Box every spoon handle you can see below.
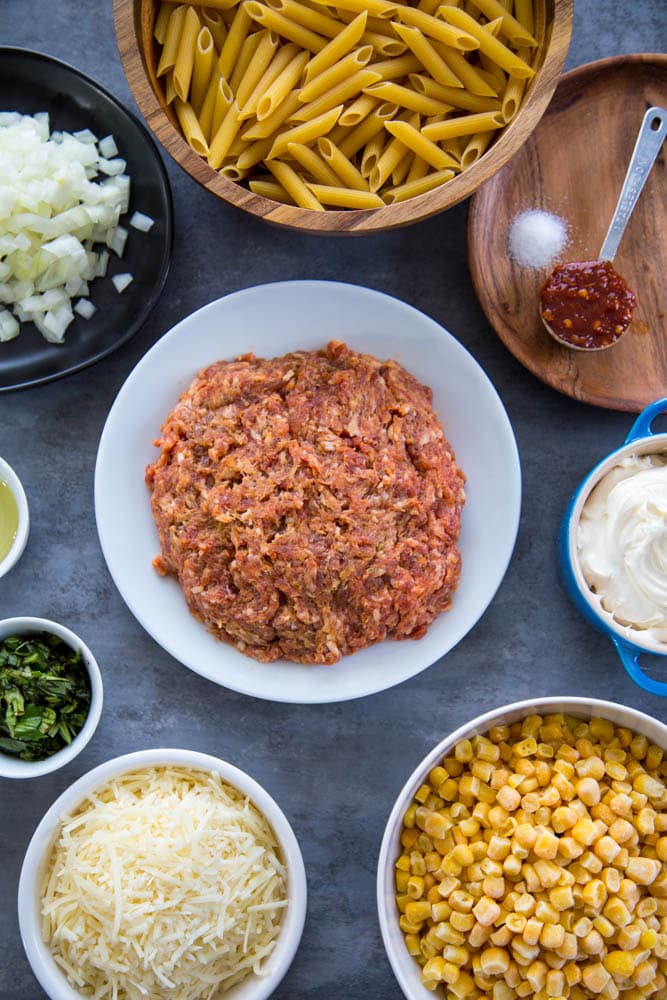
[598,106,667,262]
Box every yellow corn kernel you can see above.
[526,960,548,991]
[416,832,435,854]
[496,785,522,811]
[506,912,527,934]
[632,960,656,988]
[512,938,540,964]
[626,857,661,885]
[399,914,423,934]
[401,827,419,850]
[443,944,470,967]
[582,962,613,994]
[455,739,473,763]
[435,921,466,946]
[404,931,421,957]
[514,737,538,758]
[437,874,460,898]
[420,936,439,960]
[533,830,559,859]
[396,869,410,892]
[557,931,578,961]
[405,900,431,924]
[424,811,451,840]
[564,961,582,986]
[594,836,621,864]
[540,923,565,950]
[422,955,447,984]
[644,744,663,769]
[546,969,566,997]
[609,792,633,817]
[581,929,605,954]
[535,760,553,785]
[429,765,448,789]
[440,778,459,801]
[473,895,502,927]
[572,817,598,846]
[407,875,425,899]
[636,897,658,919]
[431,900,452,922]
[582,879,608,910]
[460,817,481,839]
[616,925,642,951]
[634,772,665,799]
[503,853,522,878]
[592,915,615,938]
[589,717,615,740]
[445,757,465,777]
[636,808,656,836]
[603,897,632,928]
[453,910,477,933]
[472,758,495,783]
[550,885,575,911]
[576,756,606,780]
[522,916,543,946]
[600,867,621,895]
[603,951,637,978]
[475,738,501,763]
[491,925,513,948]
[410,850,427,876]
[533,859,561,889]
[574,916,593,937]
[608,817,635,843]
[450,889,475,913]
[415,783,431,804]
[479,946,511,975]
[449,970,476,998]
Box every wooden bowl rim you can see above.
[114,0,574,234]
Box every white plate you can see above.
[95,281,521,703]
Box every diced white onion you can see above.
[112,272,133,293]
[0,113,146,343]
[74,298,97,319]
[129,211,155,232]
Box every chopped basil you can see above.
[0,632,91,762]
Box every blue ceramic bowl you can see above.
[560,398,667,697]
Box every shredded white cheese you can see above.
[41,766,288,1000]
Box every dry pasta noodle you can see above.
[151,0,540,209]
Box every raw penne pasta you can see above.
[430,42,494,95]
[467,0,537,46]
[384,119,459,170]
[266,160,325,208]
[311,0,397,19]
[302,12,367,83]
[339,101,397,156]
[422,109,504,139]
[173,6,203,99]
[154,1,176,44]
[245,2,328,51]
[236,137,275,168]
[239,43,303,117]
[211,75,235,134]
[361,31,407,57]
[299,46,373,103]
[360,129,386,176]
[408,73,501,112]
[157,4,188,76]
[208,98,243,167]
[304,183,384,208]
[287,142,342,184]
[200,7,228,49]
[338,93,378,126]
[316,137,368,189]
[368,130,409,191]
[266,104,344,158]
[394,6,479,51]
[501,47,530,120]
[174,97,210,154]
[191,27,216,113]
[460,128,494,168]
[218,3,252,79]
[391,23,462,87]
[406,151,430,182]
[235,29,280,106]
[383,166,455,201]
[229,31,263,91]
[267,0,342,37]
[153,0,539,209]
[369,53,422,81]
[255,49,310,117]
[242,91,302,138]
[365,81,452,117]
[291,68,380,121]
[249,177,295,202]
[438,6,535,77]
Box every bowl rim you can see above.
[0,617,103,778]
[0,456,30,580]
[376,696,667,1000]
[113,0,574,234]
[18,748,308,1000]
[563,433,667,655]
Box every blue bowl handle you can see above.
[612,636,667,696]
[625,398,667,444]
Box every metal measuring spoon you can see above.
[540,106,667,351]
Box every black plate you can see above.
[0,48,173,391]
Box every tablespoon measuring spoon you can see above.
[540,106,667,350]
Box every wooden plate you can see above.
[468,54,667,411]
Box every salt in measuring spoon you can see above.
[540,106,667,351]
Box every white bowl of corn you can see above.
[377,697,667,1000]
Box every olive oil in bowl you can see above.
[0,479,19,562]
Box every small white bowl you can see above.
[0,618,103,779]
[0,456,29,579]
[377,696,667,1000]
[18,748,308,1000]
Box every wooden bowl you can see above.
[114,0,573,234]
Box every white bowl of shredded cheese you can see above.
[18,749,307,1000]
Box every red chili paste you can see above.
[539,259,637,350]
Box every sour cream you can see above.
[578,453,667,638]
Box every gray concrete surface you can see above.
[1,2,666,998]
